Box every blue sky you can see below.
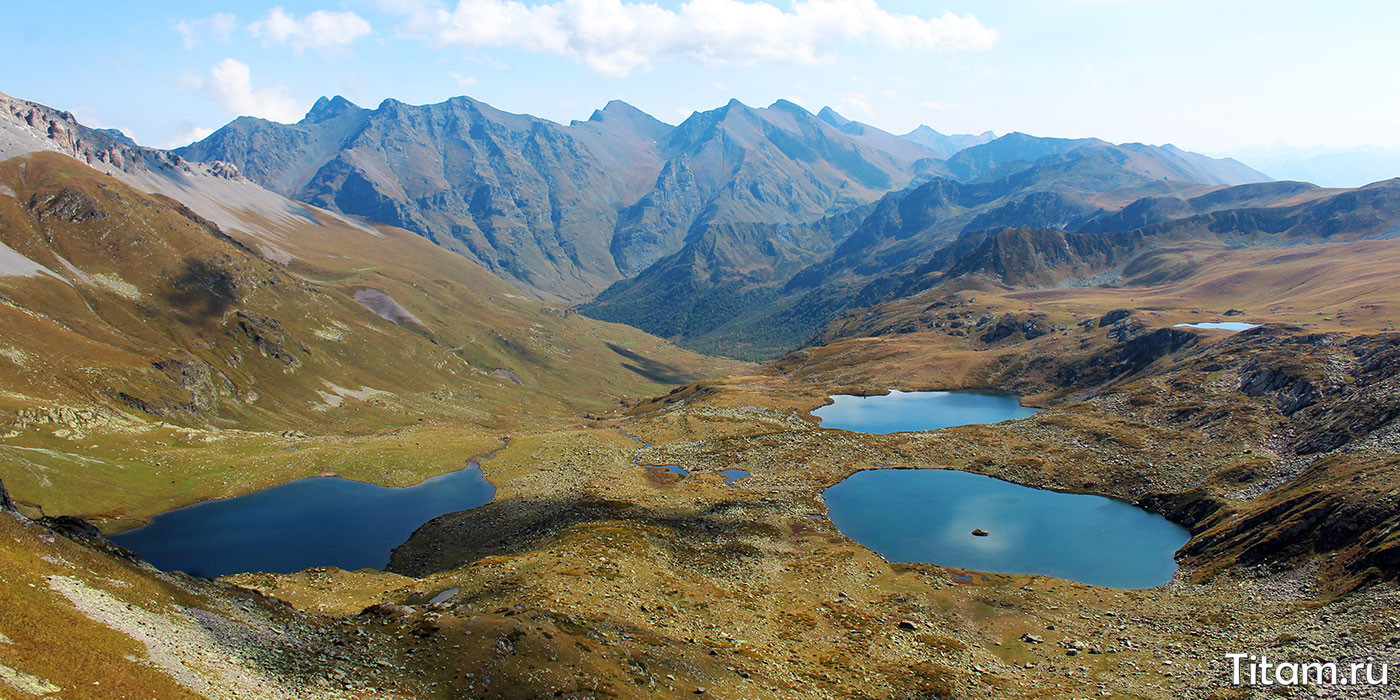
[4,1,1397,153]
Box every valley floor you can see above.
[7,305,1400,700]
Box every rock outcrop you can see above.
[1239,361,1321,416]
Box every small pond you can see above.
[822,469,1189,589]
[111,466,494,577]
[812,390,1039,434]
[1173,322,1260,332]
[718,468,750,483]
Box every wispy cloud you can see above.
[840,91,875,117]
[183,58,306,123]
[174,12,238,50]
[386,0,997,76]
[249,7,372,51]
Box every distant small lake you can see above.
[823,469,1189,589]
[812,390,1039,434]
[111,467,494,577]
[1173,322,1260,332]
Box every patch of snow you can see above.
[317,380,389,408]
[353,288,425,328]
[50,252,91,283]
[0,240,65,282]
[257,242,293,265]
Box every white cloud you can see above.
[388,0,997,76]
[920,100,952,111]
[449,71,477,88]
[186,58,307,123]
[840,91,874,117]
[161,125,216,149]
[250,7,372,50]
[174,12,238,50]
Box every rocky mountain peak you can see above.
[816,106,851,127]
[591,99,645,119]
[768,99,808,115]
[303,95,363,124]
[583,100,671,138]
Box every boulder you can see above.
[1098,309,1133,327]
[39,515,105,541]
[359,602,415,619]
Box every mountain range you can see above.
[0,89,738,439]
[12,88,1346,363]
[176,96,950,300]
[1229,144,1400,188]
[580,131,1351,358]
[174,94,1267,304]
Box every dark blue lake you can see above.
[111,467,494,577]
[823,469,1189,589]
[812,390,1040,434]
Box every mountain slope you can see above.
[607,100,940,276]
[178,96,669,300]
[178,97,943,300]
[0,93,743,521]
[584,155,1395,360]
[580,141,1230,356]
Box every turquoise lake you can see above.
[823,469,1190,589]
[110,466,494,577]
[1173,322,1260,331]
[812,390,1040,434]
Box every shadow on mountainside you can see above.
[388,493,784,578]
[605,342,706,385]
